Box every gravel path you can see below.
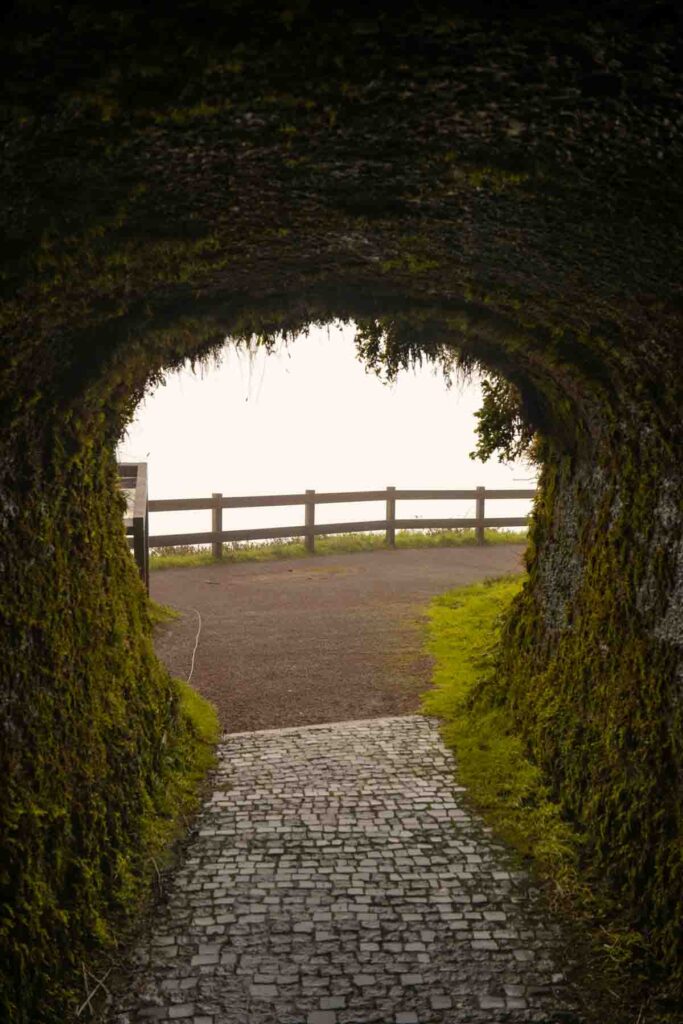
[111,717,586,1024]
[150,546,525,732]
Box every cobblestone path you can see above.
[112,717,586,1024]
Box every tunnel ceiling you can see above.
[1,2,681,434]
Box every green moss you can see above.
[137,678,219,869]
[380,255,441,274]
[0,436,219,1023]
[451,165,532,192]
[486,451,683,999]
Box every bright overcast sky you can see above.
[119,322,536,537]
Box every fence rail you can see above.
[143,486,536,557]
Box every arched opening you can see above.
[5,282,680,1018]
[2,5,681,1020]
[117,322,536,733]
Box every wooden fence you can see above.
[144,486,536,558]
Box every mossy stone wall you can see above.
[493,435,683,980]
[0,423,191,1021]
[1,4,682,1017]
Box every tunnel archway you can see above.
[1,4,681,1019]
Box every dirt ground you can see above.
[150,545,525,733]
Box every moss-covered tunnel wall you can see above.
[1,4,682,1019]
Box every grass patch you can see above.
[421,575,583,884]
[150,528,526,570]
[154,678,220,836]
[419,576,679,1020]
[143,601,218,862]
[148,599,180,625]
[114,677,220,901]
[85,677,219,1020]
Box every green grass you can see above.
[143,680,219,859]
[144,598,217,861]
[420,576,667,1014]
[148,599,180,624]
[421,575,583,887]
[115,676,218,880]
[165,679,220,801]
[149,528,526,570]
[85,634,219,1018]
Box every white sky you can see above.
[119,322,536,540]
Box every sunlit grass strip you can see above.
[149,527,527,570]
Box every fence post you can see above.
[132,515,148,594]
[212,492,223,559]
[144,502,150,592]
[386,486,396,547]
[305,489,316,554]
[475,486,486,545]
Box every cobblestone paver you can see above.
[112,717,586,1024]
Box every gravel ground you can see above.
[150,546,525,733]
